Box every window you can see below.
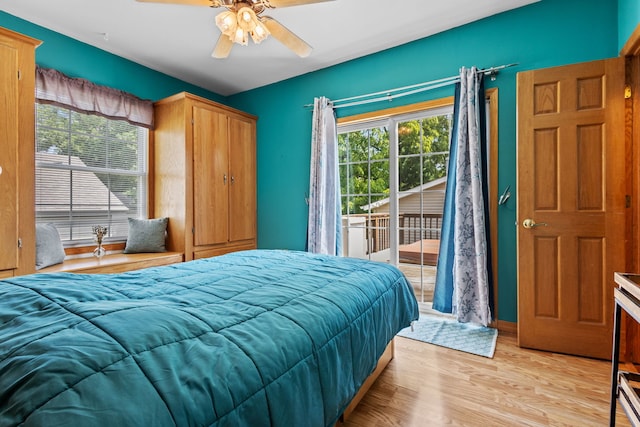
[35,103,148,245]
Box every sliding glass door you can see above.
[338,105,453,306]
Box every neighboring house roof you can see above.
[35,152,128,212]
[360,176,447,212]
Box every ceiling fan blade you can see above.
[135,0,217,7]
[261,17,312,57]
[212,34,234,59]
[265,0,335,7]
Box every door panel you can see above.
[517,58,626,359]
[0,42,18,270]
[193,105,229,246]
[228,116,256,242]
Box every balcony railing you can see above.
[342,213,443,255]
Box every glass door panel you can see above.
[340,126,391,263]
[397,115,451,304]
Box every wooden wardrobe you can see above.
[0,27,40,278]
[153,92,257,261]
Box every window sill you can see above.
[38,252,183,274]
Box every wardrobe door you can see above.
[228,115,256,243]
[0,40,19,271]
[193,104,229,247]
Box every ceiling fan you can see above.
[136,0,335,59]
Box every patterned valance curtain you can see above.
[433,66,493,326]
[35,66,154,129]
[307,96,342,256]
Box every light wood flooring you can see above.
[342,333,631,426]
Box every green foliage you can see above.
[339,114,452,214]
[398,115,451,191]
[339,126,390,214]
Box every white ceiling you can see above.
[0,0,538,96]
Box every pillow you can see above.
[35,223,66,270]
[123,217,169,254]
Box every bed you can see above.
[0,249,419,427]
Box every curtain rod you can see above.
[304,63,517,110]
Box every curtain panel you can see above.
[432,83,462,315]
[307,96,342,256]
[35,66,154,129]
[433,67,492,326]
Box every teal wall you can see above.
[619,0,640,51]
[0,0,622,323]
[0,12,225,103]
[228,0,619,323]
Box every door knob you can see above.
[522,218,548,229]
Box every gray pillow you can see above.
[123,217,168,254]
[35,223,66,270]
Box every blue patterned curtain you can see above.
[433,67,492,326]
[307,97,342,256]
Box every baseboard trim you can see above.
[497,320,517,336]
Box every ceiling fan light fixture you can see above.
[215,10,237,36]
[250,20,270,43]
[237,7,257,32]
[233,26,249,45]
[203,0,321,58]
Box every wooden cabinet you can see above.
[0,27,40,276]
[153,92,257,261]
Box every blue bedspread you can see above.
[0,250,419,427]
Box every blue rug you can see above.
[397,315,498,358]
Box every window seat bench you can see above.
[39,252,184,274]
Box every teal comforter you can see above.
[0,250,419,427]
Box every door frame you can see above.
[621,24,640,362]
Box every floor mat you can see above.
[397,315,498,358]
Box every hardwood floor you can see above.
[343,333,631,426]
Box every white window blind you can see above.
[35,103,148,245]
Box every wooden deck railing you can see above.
[343,213,443,254]
[367,214,391,255]
[399,213,442,244]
